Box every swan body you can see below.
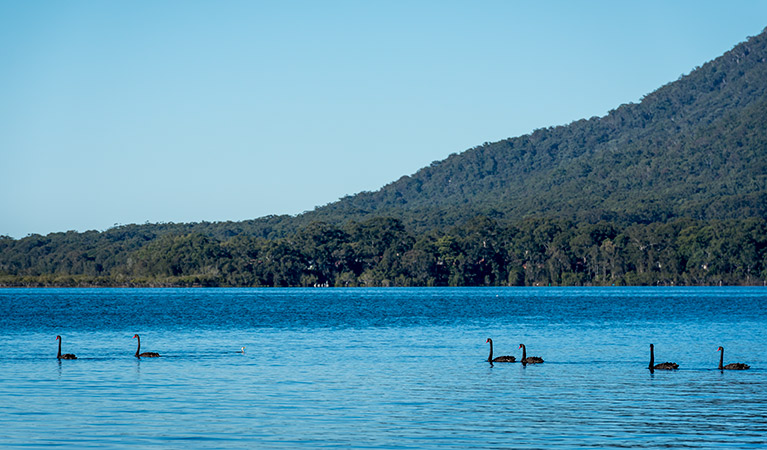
[518,344,543,364]
[486,338,516,362]
[649,344,678,371]
[56,335,77,360]
[133,334,160,358]
[717,346,749,370]
[652,362,679,370]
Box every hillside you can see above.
[305,28,767,229]
[2,28,767,287]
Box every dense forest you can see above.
[2,29,767,287]
[2,216,766,287]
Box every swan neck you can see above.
[719,348,724,370]
[649,345,654,369]
[135,336,141,357]
[57,338,62,358]
[487,340,493,362]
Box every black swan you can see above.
[55,335,77,360]
[133,334,160,358]
[649,344,678,372]
[518,344,544,364]
[717,346,750,370]
[486,338,516,362]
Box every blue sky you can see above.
[2,1,766,238]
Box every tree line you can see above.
[2,216,765,287]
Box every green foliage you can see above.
[2,216,766,287]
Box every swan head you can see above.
[485,338,491,343]
[717,346,724,352]
[133,334,139,339]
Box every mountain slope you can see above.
[305,28,767,230]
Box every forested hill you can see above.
[306,28,767,230]
[2,29,767,287]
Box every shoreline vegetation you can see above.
[2,216,766,288]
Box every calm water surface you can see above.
[1,287,765,449]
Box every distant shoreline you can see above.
[2,281,765,288]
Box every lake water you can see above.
[1,287,765,449]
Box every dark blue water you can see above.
[1,287,765,448]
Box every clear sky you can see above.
[2,1,766,238]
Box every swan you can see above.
[133,334,160,358]
[649,344,678,372]
[518,344,544,364]
[717,346,749,370]
[56,335,77,360]
[486,338,516,362]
